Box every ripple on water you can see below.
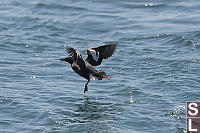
[34,2,88,11]
[44,97,123,132]
[0,96,12,105]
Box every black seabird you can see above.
[60,44,117,93]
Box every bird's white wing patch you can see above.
[90,49,99,62]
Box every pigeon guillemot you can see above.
[60,44,117,93]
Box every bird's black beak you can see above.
[60,57,73,64]
[60,58,66,61]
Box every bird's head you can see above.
[76,51,82,59]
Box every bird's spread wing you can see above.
[66,47,77,59]
[66,47,83,60]
[85,44,117,66]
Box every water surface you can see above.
[1,0,200,132]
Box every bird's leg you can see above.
[103,75,111,79]
[84,79,90,94]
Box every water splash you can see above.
[129,96,135,104]
[144,3,154,7]
[30,75,36,79]
[164,105,185,119]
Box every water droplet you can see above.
[145,3,153,7]
[146,61,151,64]
[30,75,36,79]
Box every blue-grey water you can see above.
[1,0,200,132]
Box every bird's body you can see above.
[60,44,117,93]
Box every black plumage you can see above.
[60,44,117,93]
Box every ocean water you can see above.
[1,0,200,132]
